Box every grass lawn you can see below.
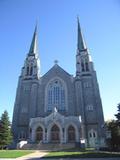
[44,149,120,159]
[0,150,34,158]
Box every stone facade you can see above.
[12,20,105,148]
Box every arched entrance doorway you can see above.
[36,126,43,142]
[68,125,75,142]
[51,124,60,142]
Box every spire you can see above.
[77,17,87,52]
[76,18,94,76]
[28,24,38,56]
[21,23,41,79]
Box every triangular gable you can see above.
[42,64,71,78]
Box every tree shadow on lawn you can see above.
[41,151,120,159]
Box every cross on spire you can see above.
[54,60,59,64]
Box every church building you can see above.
[12,19,105,148]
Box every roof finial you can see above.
[35,18,38,32]
[54,60,58,65]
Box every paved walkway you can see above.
[1,158,120,160]
[16,150,47,160]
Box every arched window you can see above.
[27,66,29,75]
[89,132,92,138]
[36,127,43,141]
[86,105,94,111]
[68,125,75,142]
[88,130,97,138]
[85,62,89,71]
[51,124,60,142]
[30,67,33,75]
[81,62,85,72]
[46,79,66,111]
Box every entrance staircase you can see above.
[22,143,75,151]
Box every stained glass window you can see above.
[47,79,66,111]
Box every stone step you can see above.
[22,143,75,151]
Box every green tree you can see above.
[0,110,12,149]
[115,103,120,126]
[105,103,120,150]
[106,120,120,149]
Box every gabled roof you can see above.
[42,64,72,78]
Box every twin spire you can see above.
[28,18,87,57]
[24,18,92,79]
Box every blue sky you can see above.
[0,0,120,121]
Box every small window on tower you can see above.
[30,67,33,75]
[21,107,28,113]
[85,62,89,71]
[27,66,29,75]
[84,82,91,88]
[93,132,96,137]
[89,133,92,138]
[81,62,85,71]
[86,105,94,111]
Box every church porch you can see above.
[29,111,82,144]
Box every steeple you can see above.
[21,24,41,79]
[77,17,87,53]
[76,18,94,76]
[28,24,38,56]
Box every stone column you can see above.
[80,123,86,148]
[47,127,50,143]
[61,128,65,143]
[31,128,35,142]
[44,128,47,143]
[64,128,67,143]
